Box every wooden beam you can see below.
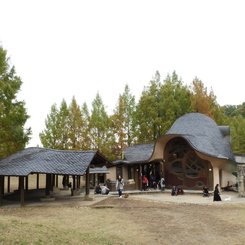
[19,176,25,207]
[85,168,90,196]
[56,175,58,188]
[25,176,29,191]
[77,175,80,188]
[36,173,39,189]
[1,176,4,196]
[0,176,4,207]
[73,175,75,191]
[84,167,94,201]
[140,164,143,191]
[45,174,51,196]
[50,174,54,191]
[7,176,10,193]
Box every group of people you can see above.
[142,175,166,191]
[213,182,238,201]
[95,175,224,202]
[171,186,184,196]
[94,175,125,198]
[95,183,110,195]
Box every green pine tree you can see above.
[0,45,31,158]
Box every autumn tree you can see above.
[89,93,115,159]
[80,102,92,150]
[67,96,85,150]
[0,45,31,158]
[189,78,218,119]
[111,85,136,159]
[56,99,69,149]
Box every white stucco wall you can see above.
[220,169,237,187]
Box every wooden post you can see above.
[84,168,93,201]
[56,175,58,188]
[50,174,55,191]
[72,175,75,191]
[1,176,4,196]
[7,176,10,193]
[36,173,39,189]
[76,175,79,188]
[45,174,51,197]
[140,164,143,191]
[0,176,4,207]
[85,168,89,196]
[25,176,29,191]
[19,176,25,207]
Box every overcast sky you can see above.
[0,1,244,147]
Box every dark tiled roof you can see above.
[115,113,235,164]
[121,143,154,163]
[164,113,235,161]
[90,166,110,174]
[0,147,110,176]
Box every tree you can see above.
[135,71,192,143]
[57,99,69,149]
[230,115,245,153]
[222,104,239,117]
[39,103,61,149]
[189,78,218,119]
[121,85,136,146]
[89,93,114,158]
[67,96,85,150]
[40,98,92,151]
[0,45,31,158]
[111,85,136,159]
[159,71,192,133]
[80,102,92,150]
[230,102,245,118]
[135,71,162,142]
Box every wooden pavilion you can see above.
[0,147,112,207]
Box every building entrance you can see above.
[164,137,209,190]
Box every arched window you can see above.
[167,138,206,180]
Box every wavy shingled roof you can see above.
[164,113,235,161]
[0,147,111,176]
[118,113,235,164]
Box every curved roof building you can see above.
[115,113,236,191]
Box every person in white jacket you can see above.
[116,175,124,198]
[160,177,166,191]
[101,184,110,195]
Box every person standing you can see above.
[160,177,166,191]
[116,175,124,198]
[213,184,222,201]
[142,175,149,191]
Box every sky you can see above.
[0,1,244,147]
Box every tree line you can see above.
[40,70,245,160]
[1,43,245,161]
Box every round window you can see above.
[196,181,203,187]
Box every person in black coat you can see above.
[213,184,222,201]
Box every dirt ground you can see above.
[1,190,245,244]
[90,194,245,245]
